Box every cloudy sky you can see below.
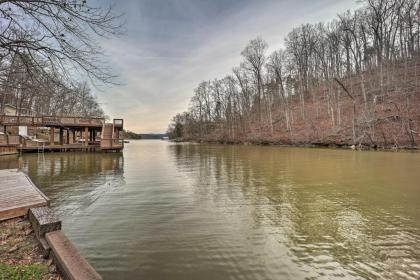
[97,0,360,133]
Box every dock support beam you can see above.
[59,128,64,145]
[50,127,55,145]
[69,130,73,144]
[84,127,89,147]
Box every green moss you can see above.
[0,263,49,280]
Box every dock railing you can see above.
[0,134,24,146]
[0,115,105,127]
[0,134,7,145]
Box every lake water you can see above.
[1,140,420,279]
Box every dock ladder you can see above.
[38,142,45,153]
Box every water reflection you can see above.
[1,142,419,279]
[0,154,19,170]
[170,144,420,279]
[19,152,124,217]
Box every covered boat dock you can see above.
[0,115,124,155]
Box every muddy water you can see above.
[1,141,420,279]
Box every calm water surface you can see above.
[1,140,420,279]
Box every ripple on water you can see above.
[2,141,419,280]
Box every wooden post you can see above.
[59,128,64,145]
[66,130,69,145]
[50,127,55,145]
[84,127,89,146]
[73,130,76,144]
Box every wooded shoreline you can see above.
[168,1,420,150]
[177,138,419,152]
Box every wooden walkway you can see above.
[17,143,101,152]
[0,169,49,221]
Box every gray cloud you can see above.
[96,0,360,133]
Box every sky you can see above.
[97,0,360,133]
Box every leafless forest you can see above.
[0,0,122,117]
[169,0,420,149]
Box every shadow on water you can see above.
[9,152,125,217]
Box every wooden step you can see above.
[46,231,102,280]
[29,206,61,259]
[29,207,61,239]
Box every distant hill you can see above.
[124,130,167,140]
[139,134,167,140]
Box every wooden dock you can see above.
[0,115,124,154]
[0,169,49,221]
[17,143,101,153]
[0,168,102,279]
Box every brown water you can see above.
[1,140,420,279]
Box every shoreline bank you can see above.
[174,138,419,152]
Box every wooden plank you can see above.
[29,207,61,239]
[16,143,101,152]
[0,169,49,221]
[0,114,106,128]
[46,231,102,280]
[0,202,47,221]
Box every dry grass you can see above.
[0,217,61,280]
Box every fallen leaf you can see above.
[8,245,19,253]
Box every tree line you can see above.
[169,0,420,148]
[0,0,122,117]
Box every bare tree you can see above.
[241,37,268,124]
[171,0,420,148]
[0,0,123,85]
